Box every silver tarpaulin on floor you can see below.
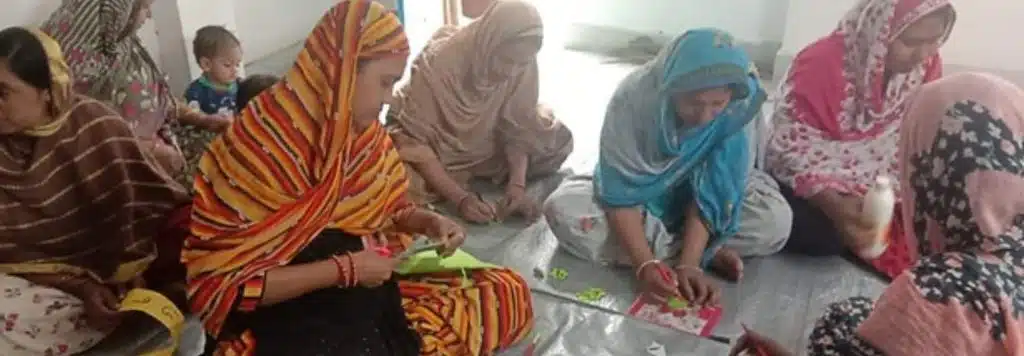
[446,174,886,356]
[467,218,885,356]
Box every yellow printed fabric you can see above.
[182,0,414,337]
[184,2,534,354]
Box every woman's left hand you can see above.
[424,214,466,257]
[496,183,540,221]
[66,279,123,331]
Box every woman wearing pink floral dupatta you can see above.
[766,0,955,279]
[734,72,1024,356]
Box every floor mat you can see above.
[458,216,885,356]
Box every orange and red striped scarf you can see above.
[182,0,411,336]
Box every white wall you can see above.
[564,0,1024,85]
[568,0,789,46]
[775,0,1024,83]
[235,0,398,62]
[558,0,789,75]
[233,0,339,62]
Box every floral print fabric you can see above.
[0,274,105,356]
[41,0,215,189]
[766,0,953,197]
[808,73,1024,355]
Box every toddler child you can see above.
[177,25,244,192]
[185,25,242,116]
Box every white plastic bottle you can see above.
[857,176,896,259]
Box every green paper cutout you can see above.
[667,297,689,310]
[459,268,473,287]
[395,248,498,275]
[575,287,606,303]
[550,268,568,281]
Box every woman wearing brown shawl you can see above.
[41,0,230,189]
[0,27,189,355]
[387,0,574,224]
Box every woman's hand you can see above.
[637,262,680,300]
[424,214,466,257]
[350,251,400,287]
[674,265,720,306]
[201,113,233,133]
[141,139,185,175]
[66,279,122,331]
[823,194,872,250]
[496,183,540,221]
[821,193,877,250]
[456,193,497,224]
[729,327,794,356]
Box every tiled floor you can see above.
[244,47,885,355]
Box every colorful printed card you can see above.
[626,293,723,337]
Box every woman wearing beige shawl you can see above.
[387,0,573,224]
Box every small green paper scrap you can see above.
[550,268,568,281]
[575,287,606,303]
[667,297,689,310]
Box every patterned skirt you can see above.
[807,297,882,355]
[208,230,534,356]
[171,123,219,192]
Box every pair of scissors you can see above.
[396,236,446,260]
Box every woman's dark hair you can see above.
[0,27,51,91]
[236,74,279,109]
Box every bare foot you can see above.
[711,247,744,282]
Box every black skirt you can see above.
[206,229,421,356]
[777,179,846,257]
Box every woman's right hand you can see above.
[66,278,122,331]
[350,250,400,287]
[818,192,877,250]
[202,114,233,133]
[637,262,680,300]
[456,194,496,224]
[140,139,185,175]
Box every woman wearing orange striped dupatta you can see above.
[182,1,534,355]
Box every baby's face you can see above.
[204,46,243,85]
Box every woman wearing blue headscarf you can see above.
[544,29,792,304]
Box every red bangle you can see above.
[329,255,347,286]
[346,252,357,287]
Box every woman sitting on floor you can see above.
[543,29,792,305]
[0,27,189,355]
[734,72,1024,356]
[387,0,573,224]
[183,2,533,355]
[42,0,230,189]
[765,0,956,279]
